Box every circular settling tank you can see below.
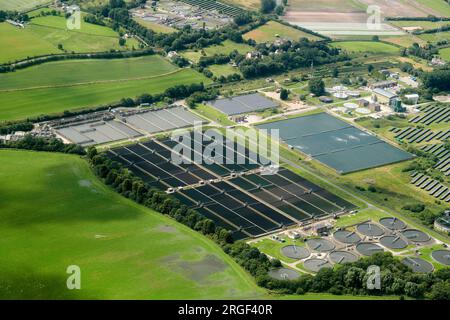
[303,259,333,272]
[333,230,361,244]
[306,238,335,252]
[400,229,430,243]
[344,102,358,109]
[268,268,301,280]
[356,242,384,256]
[402,257,434,273]
[281,245,310,260]
[357,222,385,237]
[329,251,358,264]
[431,250,450,266]
[379,217,406,230]
[379,235,408,249]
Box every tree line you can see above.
[0,48,155,73]
[0,135,85,155]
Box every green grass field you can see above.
[390,20,450,31]
[191,104,235,126]
[0,55,177,90]
[415,0,450,17]
[0,0,49,11]
[0,150,265,299]
[208,64,241,77]
[439,47,450,61]
[243,21,321,43]
[0,16,138,63]
[0,56,211,121]
[181,40,253,63]
[134,18,177,34]
[331,41,400,54]
[418,30,450,43]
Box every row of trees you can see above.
[0,122,33,135]
[0,135,85,155]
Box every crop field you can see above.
[0,150,264,299]
[243,21,322,43]
[0,55,210,121]
[0,16,137,64]
[281,0,449,37]
[0,0,49,11]
[331,41,400,54]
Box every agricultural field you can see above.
[0,150,264,299]
[381,35,427,48]
[0,15,138,64]
[331,41,400,54]
[390,20,450,31]
[0,55,211,121]
[418,30,450,43]
[208,63,241,77]
[243,21,322,43]
[134,18,177,34]
[0,0,49,11]
[439,47,450,61]
[281,0,449,38]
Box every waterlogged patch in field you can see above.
[0,150,264,299]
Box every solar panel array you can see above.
[421,144,450,176]
[258,113,414,174]
[105,133,356,240]
[409,105,450,125]
[410,172,450,202]
[208,93,279,116]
